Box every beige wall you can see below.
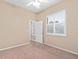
[37,0,78,53]
[0,0,36,49]
[0,0,77,54]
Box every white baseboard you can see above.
[0,42,78,55]
[44,43,78,55]
[0,42,30,51]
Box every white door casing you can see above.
[29,20,43,43]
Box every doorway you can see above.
[29,20,44,43]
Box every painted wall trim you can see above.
[0,42,77,55]
[44,43,78,55]
[0,42,30,51]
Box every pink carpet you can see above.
[0,43,78,59]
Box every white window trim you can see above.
[46,10,67,36]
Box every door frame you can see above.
[29,20,44,43]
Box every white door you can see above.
[36,21,43,43]
[29,20,43,43]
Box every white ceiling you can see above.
[5,0,62,13]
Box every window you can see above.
[47,10,67,36]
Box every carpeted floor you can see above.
[0,42,78,59]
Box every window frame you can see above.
[46,10,67,36]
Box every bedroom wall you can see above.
[37,0,78,53]
[0,0,78,54]
[0,0,36,49]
